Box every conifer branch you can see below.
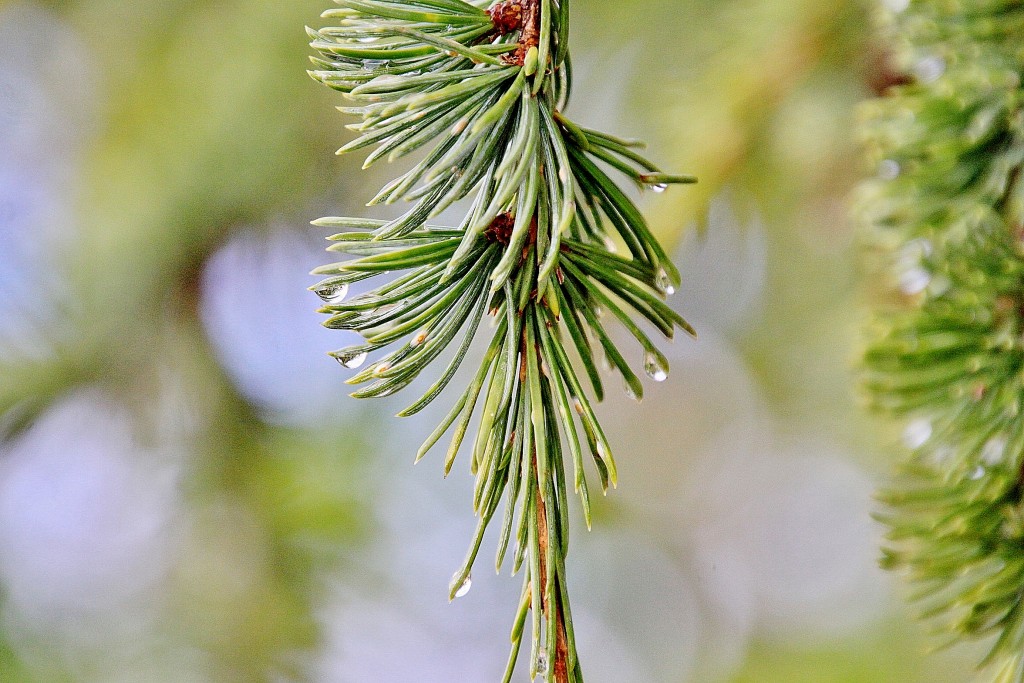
[306,1,696,679]
[858,1,1024,679]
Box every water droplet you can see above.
[452,573,472,598]
[593,305,605,319]
[902,419,932,449]
[644,353,668,382]
[655,268,676,295]
[315,282,349,305]
[357,36,377,43]
[915,55,945,84]
[623,380,640,402]
[883,0,909,13]
[536,649,549,676]
[899,238,933,262]
[878,159,901,181]
[967,108,999,143]
[898,267,931,295]
[982,437,1007,465]
[603,236,618,253]
[335,350,368,369]
[969,465,986,480]
[362,59,389,71]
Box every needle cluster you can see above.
[307,2,695,680]
[858,2,1024,680]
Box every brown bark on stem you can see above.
[491,0,541,66]
[535,465,570,683]
[515,0,541,66]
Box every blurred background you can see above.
[0,0,984,681]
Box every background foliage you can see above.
[0,0,989,680]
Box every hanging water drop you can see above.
[967,107,999,143]
[623,379,640,402]
[316,282,349,305]
[897,238,933,265]
[644,353,668,382]
[914,55,945,84]
[656,268,676,295]
[898,267,931,295]
[969,465,986,481]
[335,350,368,369]
[878,159,901,181]
[452,572,472,599]
[982,436,1007,465]
[902,418,932,449]
[651,183,668,193]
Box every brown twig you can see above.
[535,456,570,683]
[502,0,566,669]
[515,0,541,66]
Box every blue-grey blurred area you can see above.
[0,0,979,681]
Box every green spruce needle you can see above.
[308,1,696,679]
[858,1,1024,680]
